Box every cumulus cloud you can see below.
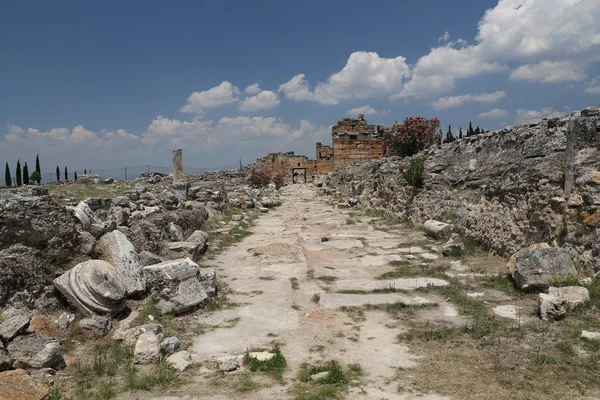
[239,90,280,112]
[515,107,566,124]
[346,105,378,116]
[584,75,600,94]
[431,91,506,110]
[510,61,587,83]
[245,83,261,95]
[477,108,509,119]
[180,81,240,113]
[439,31,451,43]
[279,52,410,105]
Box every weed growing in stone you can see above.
[312,294,321,304]
[244,346,287,382]
[291,360,363,400]
[289,277,299,289]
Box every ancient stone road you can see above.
[151,184,455,400]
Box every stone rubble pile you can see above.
[0,161,284,387]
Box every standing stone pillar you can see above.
[172,149,188,201]
[564,119,577,196]
[173,149,184,182]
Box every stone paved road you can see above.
[149,184,454,400]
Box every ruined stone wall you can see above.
[254,152,316,180]
[324,107,600,268]
[316,142,334,174]
[332,136,385,170]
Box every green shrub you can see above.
[401,157,425,188]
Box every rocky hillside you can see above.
[324,107,600,267]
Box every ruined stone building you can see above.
[254,114,385,182]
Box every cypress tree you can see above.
[74,171,78,181]
[4,163,11,186]
[16,160,22,186]
[84,169,87,174]
[56,166,60,182]
[35,154,41,174]
[475,126,481,135]
[459,127,463,139]
[64,166,68,181]
[445,125,455,143]
[23,163,29,185]
[468,121,474,137]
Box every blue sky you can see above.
[1,0,599,174]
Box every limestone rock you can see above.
[0,343,12,371]
[7,335,63,369]
[509,247,577,291]
[311,371,330,381]
[548,286,589,309]
[134,331,160,364]
[164,242,203,262]
[0,313,30,342]
[423,220,455,239]
[98,230,146,297]
[442,233,464,257]
[166,350,192,372]
[199,268,217,297]
[160,336,181,355]
[0,369,49,400]
[77,174,100,184]
[113,323,162,345]
[143,258,210,315]
[248,351,275,361]
[139,250,163,267]
[538,293,569,321]
[56,313,75,331]
[581,331,600,340]
[186,230,209,251]
[53,260,127,317]
[216,355,243,372]
[79,315,111,336]
[70,201,100,231]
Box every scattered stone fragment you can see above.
[166,350,192,372]
[538,293,569,321]
[0,369,49,400]
[442,233,464,257]
[98,230,146,297]
[53,260,127,317]
[7,335,63,369]
[581,331,600,340]
[113,323,163,344]
[56,313,75,331]
[164,242,204,262]
[507,245,577,291]
[0,313,30,342]
[492,305,523,321]
[143,258,212,315]
[311,371,330,381]
[247,351,275,361]
[216,355,243,372]
[160,336,181,355]
[548,286,589,309]
[134,331,161,364]
[139,250,163,267]
[79,315,112,336]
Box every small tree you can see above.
[64,166,68,181]
[35,154,41,174]
[382,116,441,157]
[445,125,455,143]
[459,127,463,139]
[249,170,271,188]
[468,121,474,137]
[4,163,11,186]
[16,160,22,186]
[56,166,60,182]
[23,163,29,185]
[30,170,41,185]
[84,169,87,174]
[475,126,481,135]
[272,173,286,189]
[74,171,78,181]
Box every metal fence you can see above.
[10,164,240,184]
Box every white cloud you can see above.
[239,90,280,112]
[431,91,506,110]
[346,105,378,116]
[510,61,587,83]
[439,31,450,43]
[245,83,261,95]
[515,107,564,124]
[478,108,509,119]
[584,75,600,94]
[279,51,410,105]
[397,0,600,99]
[180,81,240,113]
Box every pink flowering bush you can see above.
[272,173,286,189]
[383,117,441,158]
[249,170,271,188]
